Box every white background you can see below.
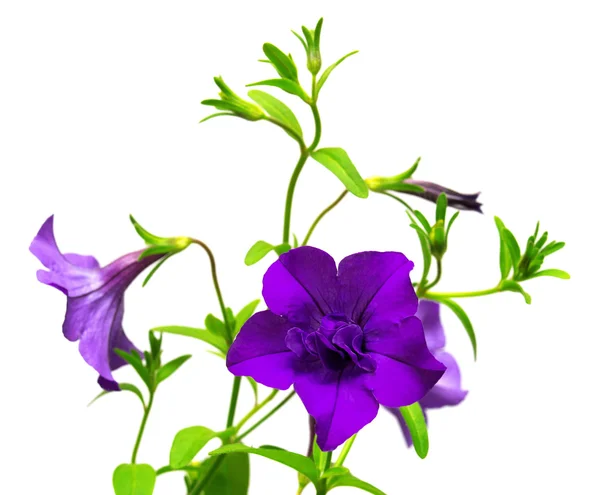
[1,1,598,494]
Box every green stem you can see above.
[425,286,501,299]
[283,152,310,244]
[324,451,333,471]
[419,258,442,296]
[234,389,279,432]
[302,190,348,246]
[131,392,154,464]
[188,456,225,495]
[334,434,357,467]
[226,376,242,428]
[377,191,416,214]
[236,391,296,441]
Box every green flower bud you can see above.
[429,219,447,260]
[201,76,265,121]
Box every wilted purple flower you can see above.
[389,300,468,446]
[403,179,482,212]
[227,247,446,451]
[30,216,162,390]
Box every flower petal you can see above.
[262,247,338,327]
[294,363,379,451]
[365,353,445,408]
[64,253,100,269]
[227,310,296,389]
[416,300,445,352]
[420,351,468,409]
[337,251,417,329]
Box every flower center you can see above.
[285,313,377,372]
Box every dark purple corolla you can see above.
[30,216,161,390]
[403,179,482,212]
[389,300,468,446]
[227,247,446,451]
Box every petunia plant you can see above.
[30,18,569,495]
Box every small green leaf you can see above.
[540,241,565,256]
[499,280,532,304]
[390,182,426,194]
[311,148,369,198]
[199,112,235,123]
[494,217,512,280]
[205,314,226,338]
[234,300,261,334]
[293,234,299,248]
[428,297,477,359]
[130,215,164,245]
[247,79,309,102]
[248,90,303,138]
[169,426,220,469]
[263,43,298,81]
[119,383,146,407]
[327,474,386,495]
[209,444,320,485]
[274,242,292,255]
[316,50,359,94]
[312,437,325,473]
[446,211,460,238]
[113,464,156,495]
[399,402,429,459]
[501,228,521,274]
[413,210,432,233]
[322,466,350,478]
[245,240,275,266]
[436,193,447,223]
[139,245,174,260]
[157,355,191,384]
[151,326,228,354]
[529,268,570,280]
[114,350,151,389]
[142,254,172,287]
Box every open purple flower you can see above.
[30,216,162,390]
[389,300,468,446]
[227,247,446,451]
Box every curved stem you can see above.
[377,191,416,214]
[425,286,501,299]
[334,434,357,467]
[236,391,296,441]
[234,389,279,433]
[419,258,442,296]
[302,190,348,246]
[283,152,310,244]
[131,392,154,464]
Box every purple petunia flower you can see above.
[227,247,446,451]
[389,300,468,446]
[30,216,162,391]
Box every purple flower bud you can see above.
[403,179,482,212]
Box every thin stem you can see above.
[302,190,348,246]
[191,239,232,343]
[226,376,242,428]
[236,391,296,441]
[234,389,279,432]
[377,191,416,215]
[419,258,442,296]
[188,456,225,495]
[283,152,310,244]
[131,392,154,464]
[334,434,357,467]
[425,286,501,299]
[324,451,333,471]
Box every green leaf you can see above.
[311,148,369,199]
[119,383,146,408]
[247,79,309,102]
[389,182,425,194]
[429,297,477,359]
[274,242,292,255]
[209,444,320,485]
[263,43,298,81]
[142,254,172,287]
[529,268,570,280]
[316,50,359,94]
[540,241,565,256]
[414,226,432,287]
[139,245,174,260]
[169,426,220,469]
[413,210,432,233]
[151,326,228,354]
[199,453,250,495]
[248,90,303,138]
[446,211,460,238]
[245,240,275,266]
[499,280,532,304]
[157,355,191,384]
[436,193,447,223]
[114,350,151,389]
[501,228,521,274]
[205,314,226,338]
[399,402,429,459]
[312,437,325,473]
[494,217,512,280]
[234,300,261,334]
[130,215,164,245]
[200,112,235,123]
[322,466,350,478]
[113,464,156,495]
[327,474,386,495]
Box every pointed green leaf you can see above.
[169,426,220,469]
[413,210,431,233]
[399,402,429,459]
[200,112,235,123]
[248,90,303,138]
[263,43,298,81]
[209,444,320,485]
[292,30,308,51]
[436,193,447,223]
[390,182,426,194]
[312,437,325,473]
[311,148,369,198]
[322,466,350,478]
[499,280,532,304]
[247,79,309,102]
[205,313,226,338]
[142,254,172,287]
[327,474,386,495]
[414,226,432,287]
[529,268,570,280]
[157,355,191,385]
[113,464,156,495]
[540,241,565,256]
[316,50,359,94]
[234,300,261,334]
[494,217,512,280]
[139,245,173,260]
[446,211,460,238]
[151,326,228,354]
[501,228,521,273]
[245,240,275,266]
[428,297,477,359]
[130,215,164,245]
[114,350,151,388]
